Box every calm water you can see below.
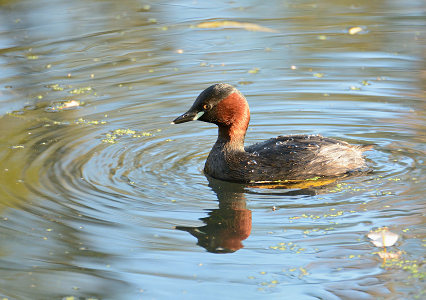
[0,0,425,299]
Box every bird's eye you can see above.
[203,104,211,110]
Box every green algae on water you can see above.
[102,129,153,144]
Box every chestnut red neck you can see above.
[215,92,250,149]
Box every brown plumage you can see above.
[173,83,372,183]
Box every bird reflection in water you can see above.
[176,175,337,253]
[176,176,251,253]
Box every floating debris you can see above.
[62,100,80,109]
[348,26,365,35]
[45,100,81,112]
[196,21,277,33]
[377,250,402,260]
[10,145,25,149]
[138,4,151,11]
[368,227,399,247]
[238,81,253,85]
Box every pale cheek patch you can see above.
[193,111,205,120]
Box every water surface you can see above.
[0,0,425,299]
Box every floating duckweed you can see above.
[328,182,369,193]
[299,267,309,277]
[74,118,106,125]
[248,67,260,74]
[289,208,349,222]
[48,84,65,91]
[140,132,153,136]
[101,129,152,144]
[384,259,425,279]
[69,86,92,94]
[269,241,306,253]
[387,177,401,181]
[114,129,136,135]
[102,136,116,144]
[313,73,324,78]
[26,55,39,60]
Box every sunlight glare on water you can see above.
[0,0,425,299]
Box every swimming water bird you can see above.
[172,83,371,183]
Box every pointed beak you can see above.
[171,110,204,124]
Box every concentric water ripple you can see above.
[2,98,422,222]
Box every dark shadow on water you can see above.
[176,175,334,253]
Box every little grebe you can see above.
[172,83,371,183]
